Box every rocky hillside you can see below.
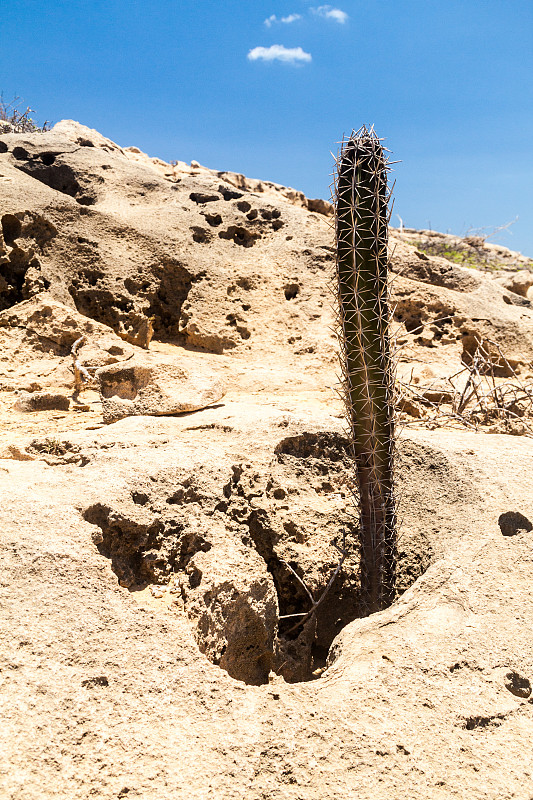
[1,121,533,799]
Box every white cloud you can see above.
[312,5,348,23]
[264,13,302,27]
[247,44,312,64]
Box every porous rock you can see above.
[96,358,225,423]
[14,391,69,412]
[178,515,279,686]
[0,295,136,391]
[1,120,533,800]
[496,270,533,299]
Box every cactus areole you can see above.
[334,127,397,615]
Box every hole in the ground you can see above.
[498,511,533,537]
[1,214,22,246]
[189,192,220,204]
[218,185,243,201]
[284,283,300,300]
[229,433,359,680]
[83,502,211,589]
[218,226,260,247]
[87,439,449,686]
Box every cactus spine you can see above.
[334,126,397,615]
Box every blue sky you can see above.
[2,0,533,255]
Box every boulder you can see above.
[0,295,137,391]
[13,391,70,412]
[496,270,533,299]
[96,358,225,423]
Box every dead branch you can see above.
[398,336,533,437]
[279,530,349,636]
[71,336,92,398]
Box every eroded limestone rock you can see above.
[96,359,225,423]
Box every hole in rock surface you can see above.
[202,213,222,227]
[189,192,220,204]
[284,283,300,300]
[40,152,57,165]
[0,213,42,311]
[85,438,445,685]
[190,226,211,244]
[1,213,22,246]
[504,670,531,698]
[12,146,29,160]
[498,511,533,537]
[218,185,243,201]
[68,256,193,342]
[461,334,516,377]
[218,226,260,247]
[13,156,98,205]
[83,501,212,590]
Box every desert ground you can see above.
[1,121,533,799]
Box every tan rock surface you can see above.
[96,358,225,423]
[13,390,70,412]
[1,121,533,799]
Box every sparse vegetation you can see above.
[33,437,64,456]
[413,240,497,270]
[398,233,533,273]
[0,94,50,133]
[400,337,533,436]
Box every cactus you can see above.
[333,126,397,615]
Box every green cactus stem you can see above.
[334,126,397,615]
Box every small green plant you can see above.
[0,94,50,133]
[36,437,64,456]
[333,126,397,615]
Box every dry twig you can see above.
[399,337,533,436]
[278,529,349,636]
[71,336,92,399]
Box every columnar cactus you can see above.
[334,126,397,615]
